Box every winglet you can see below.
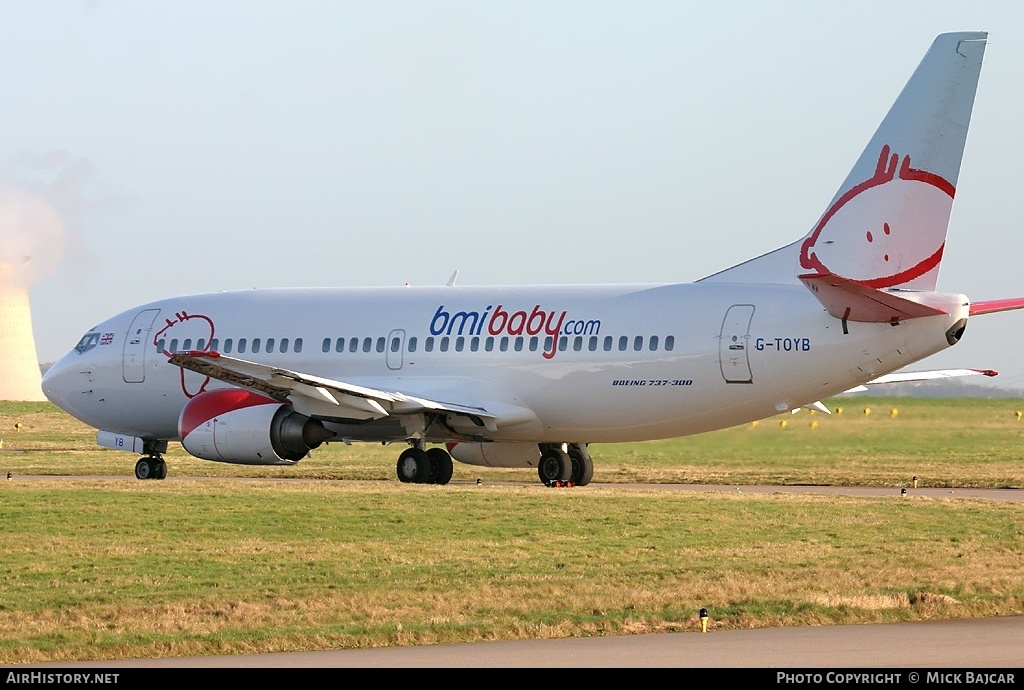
[799,272,947,323]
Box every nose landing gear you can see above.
[134,440,168,480]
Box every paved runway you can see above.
[22,616,1024,668]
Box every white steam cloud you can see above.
[0,150,97,286]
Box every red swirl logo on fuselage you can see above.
[153,311,215,398]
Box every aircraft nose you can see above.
[41,354,79,413]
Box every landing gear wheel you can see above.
[568,447,593,486]
[538,447,572,485]
[426,447,454,485]
[397,448,431,483]
[135,457,155,480]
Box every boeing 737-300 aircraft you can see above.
[41,32,1024,485]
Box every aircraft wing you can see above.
[796,368,997,413]
[166,351,534,435]
[843,367,997,393]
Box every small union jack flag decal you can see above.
[99,333,114,345]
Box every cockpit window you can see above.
[74,332,101,354]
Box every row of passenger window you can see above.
[320,334,677,354]
[156,337,304,355]
[157,333,676,357]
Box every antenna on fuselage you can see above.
[446,270,458,287]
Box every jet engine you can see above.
[179,388,333,465]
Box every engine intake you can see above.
[179,388,333,465]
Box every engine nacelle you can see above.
[179,389,333,465]
[447,441,540,468]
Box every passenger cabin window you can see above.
[182,339,192,351]
[209,338,218,351]
[169,338,179,352]
[266,338,275,353]
[618,336,628,351]
[362,337,372,353]
[408,337,417,352]
[252,338,261,353]
[238,338,247,354]
[440,337,449,352]
[336,338,345,353]
[280,338,289,353]
[376,337,385,353]
[322,338,331,353]
[223,338,233,354]
[649,335,659,351]
[155,339,165,353]
[425,337,434,352]
[294,338,303,353]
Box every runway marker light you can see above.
[779,420,787,428]
[699,608,708,633]
[1015,410,1022,421]
[836,407,843,415]
[913,476,918,489]
[14,422,21,432]
[809,420,818,429]
[901,488,907,497]
[863,407,871,416]
[890,408,898,418]
[476,478,482,485]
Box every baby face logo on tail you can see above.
[799,145,955,289]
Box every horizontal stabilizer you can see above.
[799,272,947,323]
[969,297,1024,316]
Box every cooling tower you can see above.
[0,264,45,401]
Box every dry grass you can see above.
[1,400,1023,663]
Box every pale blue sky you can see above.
[3,1,1024,388]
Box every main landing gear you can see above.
[134,440,168,480]
[538,443,593,487]
[396,443,454,485]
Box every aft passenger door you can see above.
[719,304,754,384]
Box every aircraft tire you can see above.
[154,458,167,480]
[538,447,572,485]
[397,448,431,483]
[568,447,593,486]
[426,447,454,485]
[135,457,154,480]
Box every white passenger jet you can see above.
[41,31,1024,484]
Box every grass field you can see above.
[1,398,1022,663]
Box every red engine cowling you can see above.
[446,441,540,468]
[179,389,333,465]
